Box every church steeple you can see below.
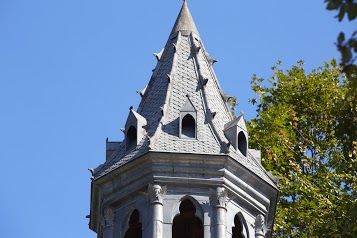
[89,3,278,238]
[170,0,199,37]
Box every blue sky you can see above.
[0,1,354,237]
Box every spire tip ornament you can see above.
[171,0,198,37]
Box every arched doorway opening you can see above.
[124,209,142,238]
[172,199,203,238]
[232,214,244,238]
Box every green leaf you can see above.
[338,32,345,44]
[331,58,337,67]
[347,3,357,21]
[341,46,353,63]
[326,0,342,10]
[352,40,357,52]
[338,4,346,21]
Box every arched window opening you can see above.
[126,126,137,150]
[181,114,196,139]
[232,215,244,238]
[173,199,203,238]
[238,132,247,156]
[124,210,142,238]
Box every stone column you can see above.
[147,184,166,238]
[254,214,266,238]
[211,187,229,238]
[101,207,114,238]
[204,223,211,238]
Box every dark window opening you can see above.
[181,114,196,139]
[124,210,142,238]
[238,132,247,156]
[232,215,244,238]
[126,126,137,150]
[173,199,203,238]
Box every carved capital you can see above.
[147,184,167,204]
[254,214,266,238]
[210,187,229,208]
[100,206,114,229]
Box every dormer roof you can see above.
[125,109,147,127]
[181,96,196,112]
[224,115,248,132]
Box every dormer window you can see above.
[124,108,147,152]
[180,96,197,139]
[224,116,248,156]
[181,114,196,138]
[126,125,137,150]
[238,131,247,156]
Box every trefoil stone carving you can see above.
[254,214,266,238]
[210,187,229,208]
[147,184,167,204]
[100,206,114,229]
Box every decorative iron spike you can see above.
[206,52,218,65]
[147,135,154,150]
[226,142,231,154]
[136,90,144,97]
[220,91,232,102]
[209,58,218,65]
[203,78,209,86]
[221,142,231,154]
[211,111,217,119]
[153,48,164,61]
[88,168,95,181]
[167,74,172,83]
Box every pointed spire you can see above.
[170,0,199,37]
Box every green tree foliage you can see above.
[324,0,357,91]
[247,60,357,237]
[228,97,238,115]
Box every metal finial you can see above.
[88,168,95,181]
[130,106,134,110]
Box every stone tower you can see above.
[89,2,279,238]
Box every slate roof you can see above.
[94,1,278,189]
